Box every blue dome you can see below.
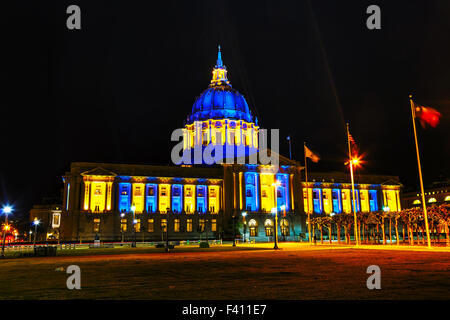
[186,46,255,125]
[188,85,253,124]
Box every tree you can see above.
[323,217,333,244]
[331,214,343,244]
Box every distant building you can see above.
[402,184,450,209]
[38,47,403,242]
[29,198,62,242]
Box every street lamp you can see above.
[131,205,136,247]
[33,218,40,249]
[232,214,236,247]
[1,205,13,258]
[280,205,286,241]
[345,156,361,246]
[120,213,125,243]
[242,212,247,243]
[271,181,281,250]
[271,207,279,249]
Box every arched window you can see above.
[445,195,450,202]
[280,219,290,236]
[249,219,258,237]
[413,199,421,205]
[264,219,273,237]
[428,198,437,203]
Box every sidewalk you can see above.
[235,241,450,253]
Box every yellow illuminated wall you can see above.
[322,188,332,214]
[184,119,258,149]
[360,189,370,212]
[184,185,195,213]
[384,190,399,211]
[208,186,220,213]
[132,183,145,213]
[260,173,275,212]
[342,189,351,213]
[303,187,313,213]
[159,184,171,213]
[90,182,106,213]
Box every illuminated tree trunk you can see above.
[409,225,414,245]
[337,224,341,244]
[320,225,323,244]
[402,225,406,243]
[381,217,386,245]
[395,219,399,246]
[420,227,425,245]
[389,218,392,244]
[445,222,449,246]
[312,224,315,244]
[376,224,380,244]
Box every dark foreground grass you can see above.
[0,248,449,300]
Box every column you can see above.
[106,181,113,211]
[83,181,91,211]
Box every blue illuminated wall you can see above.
[172,184,183,213]
[146,184,157,213]
[245,172,258,211]
[369,190,378,211]
[276,174,289,211]
[118,183,131,212]
[196,185,207,213]
[332,189,342,213]
[313,188,322,213]
[352,189,361,212]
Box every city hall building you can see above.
[36,47,403,242]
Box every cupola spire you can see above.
[216,45,223,68]
[211,45,230,86]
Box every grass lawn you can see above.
[0,244,449,300]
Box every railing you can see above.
[2,239,225,252]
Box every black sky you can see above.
[2,0,450,220]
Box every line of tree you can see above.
[309,203,450,246]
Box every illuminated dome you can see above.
[187,46,255,125]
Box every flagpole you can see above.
[304,142,312,244]
[409,95,431,248]
[288,137,292,160]
[346,123,359,246]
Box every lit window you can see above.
[120,219,127,232]
[249,219,257,237]
[134,219,141,232]
[93,218,100,233]
[148,219,154,232]
[211,219,217,232]
[187,219,193,232]
[428,198,437,203]
[413,200,421,205]
[174,219,180,232]
[264,219,273,237]
[280,219,290,236]
[161,219,167,232]
[198,219,205,232]
[445,195,450,202]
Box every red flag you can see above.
[415,105,441,128]
[348,132,358,157]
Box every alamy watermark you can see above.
[170,127,280,169]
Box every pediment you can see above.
[81,167,117,177]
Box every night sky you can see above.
[2,0,449,221]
